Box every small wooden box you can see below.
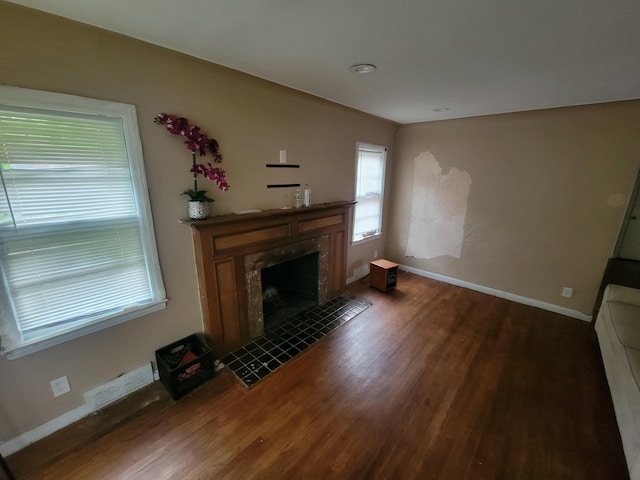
[370,259,399,292]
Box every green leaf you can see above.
[181,189,215,202]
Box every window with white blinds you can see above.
[0,86,166,359]
[353,143,386,243]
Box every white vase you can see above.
[187,201,210,220]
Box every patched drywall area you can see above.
[405,152,471,259]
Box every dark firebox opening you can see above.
[261,252,319,330]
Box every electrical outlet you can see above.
[51,376,71,397]
[562,287,574,298]
[373,250,378,259]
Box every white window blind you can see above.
[353,143,386,243]
[0,109,136,228]
[0,87,166,358]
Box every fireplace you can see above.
[183,201,354,354]
[261,251,319,329]
[245,235,330,339]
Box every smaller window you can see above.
[353,143,386,243]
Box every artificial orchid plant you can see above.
[154,113,229,202]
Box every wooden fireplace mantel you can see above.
[183,201,355,355]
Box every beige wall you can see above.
[3,0,639,447]
[0,2,397,441]
[387,102,640,315]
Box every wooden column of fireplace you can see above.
[183,201,355,355]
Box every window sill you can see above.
[2,299,167,360]
[352,232,383,246]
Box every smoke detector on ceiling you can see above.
[349,64,377,74]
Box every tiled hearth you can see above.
[222,295,371,386]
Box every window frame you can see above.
[352,142,387,244]
[0,86,166,359]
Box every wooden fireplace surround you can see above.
[183,201,355,355]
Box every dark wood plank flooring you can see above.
[6,272,628,479]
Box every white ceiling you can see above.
[7,0,640,124]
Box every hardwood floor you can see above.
[6,272,628,479]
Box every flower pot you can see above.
[187,201,210,220]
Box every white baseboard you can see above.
[0,363,156,457]
[399,264,592,322]
[0,404,92,457]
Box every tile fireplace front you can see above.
[244,235,330,340]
